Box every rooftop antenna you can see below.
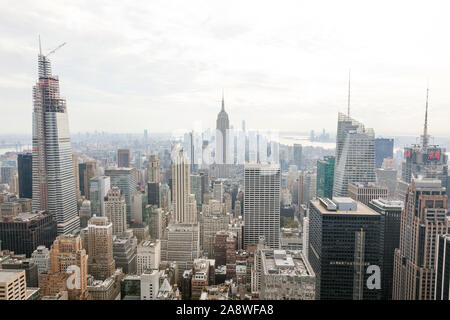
[347,69,351,117]
[221,89,225,112]
[422,83,430,148]
[39,35,42,56]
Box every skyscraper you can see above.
[117,149,130,168]
[243,163,281,249]
[216,93,230,165]
[190,174,203,211]
[104,187,127,236]
[316,156,335,199]
[89,176,111,217]
[401,89,448,188]
[293,144,303,170]
[72,154,81,201]
[87,216,115,281]
[0,211,57,257]
[32,46,80,235]
[368,198,403,300]
[105,168,137,222]
[172,149,195,223]
[78,161,97,199]
[147,154,160,183]
[45,235,88,300]
[436,234,450,300]
[392,178,448,300]
[375,138,394,168]
[308,197,382,300]
[17,153,32,199]
[333,113,376,197]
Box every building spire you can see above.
[39,35,42,56]
[347,69,351,117]
[221,89,225,112]
[422,86,430,148]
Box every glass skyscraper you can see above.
[333,113,376,197]
[31,49,80,235]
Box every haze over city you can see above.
[1,0,450,136]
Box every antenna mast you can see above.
[347,69,351,117]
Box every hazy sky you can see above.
[1,0,450,137]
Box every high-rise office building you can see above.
[173,149,196,223]
[400,91,448,188]
[243,163,281,249]
[316,156,335,199]
[0,211,57,257]
[118,149,130,168]
[1,166,15,184]
[78,161,97,199]
[8,172,19,195]
[17,153,32,199]
[31,50,79,235]
[147,154,160,183]
[89,176,110,217]
[200,213,229,258]
[87,216,115,281]
[375,168,398,199]
[212,180,223,202]
[43,235,88,300]
[333,113,376,197]
[301,171,317,205]
[160,223,200,284]
[79,200,91,228]
[104,187,127,236]
[375,138,394,168]
[293,144,303,170]
[393,179,448,300]
[190,174,203,211]
[113,230,137,275]
[348,182,388,206]
[436,234,450,300]
[316,156,335,198]
[72,154,81,201]
[368,198,403,300]
[308,197,382,300]
[147,182,160,208]
[105,168,137,223]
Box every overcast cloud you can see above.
[1,0,450,137]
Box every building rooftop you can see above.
[0,210,51,222]
[0,269,24,283]
[413,178,444,189]
[312,198,379,216]
[261,250,313,278]
[370,198,404,209]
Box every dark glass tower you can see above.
[375,138,394,168]
[309,197,382,300]
[18,153,32,199]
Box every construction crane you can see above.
[38,35,67,58]
[46,42,67,58]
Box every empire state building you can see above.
[216,93,229,166]
[32,43,80,235]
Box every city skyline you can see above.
[1,1,450,136]
[2,0,450,304]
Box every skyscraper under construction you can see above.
[32,41,80,235]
